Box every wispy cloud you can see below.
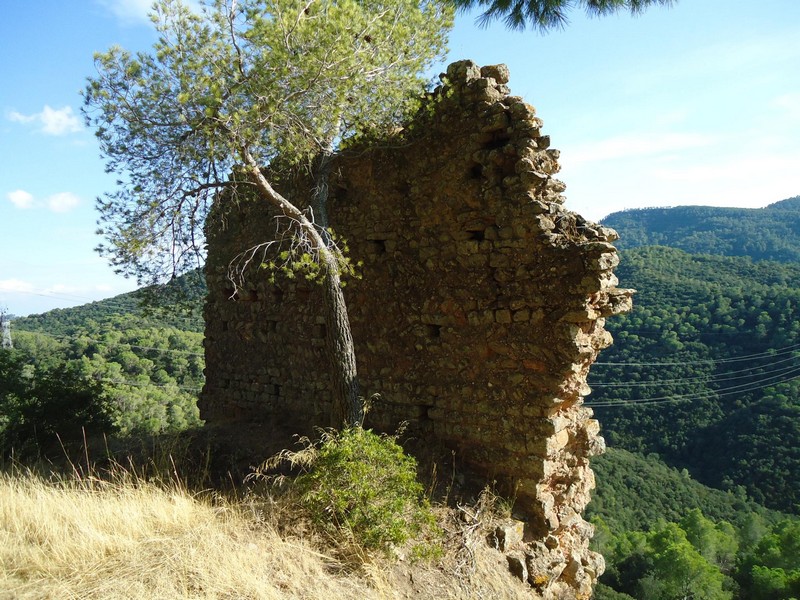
[6,189,34,209]
[0,279,35,294]
[47,192,81,213]
[565,132,716,167]
[0,279,124,299]
[96,0,202,24]
[624,33,800,94]
[651,152,800,185]
[772,93,800,121]
[8,105,82,136]
[4,189,81,213]
[96,0,153,24]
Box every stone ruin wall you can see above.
[201,60,633,599]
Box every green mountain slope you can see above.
[7,272,207,436]
[601,196,800,262]
[588,247,800,513]
[589,449,799,600]
[587,448,785,536]
[14,270,206,335]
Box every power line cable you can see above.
[586,367,800,408]
[593,341,800,366]
[590,353,800,387]
[97,377,203,393]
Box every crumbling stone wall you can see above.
[201,60,633,599]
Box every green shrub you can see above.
[293,427,438,555]
[0,350,116,458]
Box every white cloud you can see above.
[564,145,800,222]
[7,111,35,125]
[96,0,202,24]
[47,192,81,213]
[4,190,82,212]
[96,0,153,24]
[564,132,716,167]
[772,93,800,121]
[8,105,82,136]
[46,284,76,294]
[6,189,34,209]
[650,152,800,186]
[39,106,83,135]
[0,279,35,294]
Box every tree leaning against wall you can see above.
[83,0,452,428]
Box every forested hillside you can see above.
[588,247,800,513]
[589,450,799,600]
[586,203,800,598]
[4,273,206,445]
[15,270,205,334]
[602,196,800,262]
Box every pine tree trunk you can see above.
[312,148,362,427]
[320,248,362,428]
[242,148,363,429]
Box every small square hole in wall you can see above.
[469,229,485,242]
[426,324,442,338]
[486,133,511,151]
[368,239,387,254]
[395,181,412,196]
[332,186,350,205]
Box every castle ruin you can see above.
[201,60,633,598]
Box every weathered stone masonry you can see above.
[201,60,633,598]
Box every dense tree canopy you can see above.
[603,197,800,262]
[588,246,800,513]
[9,274,207,438]
[84,0,451,284]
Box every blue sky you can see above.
[1,0,799,316]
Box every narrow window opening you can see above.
[396,181,412,196]
[426,324,442,338]
[333,186,349,205]
[485,134,511,151]
[369,239,387,254]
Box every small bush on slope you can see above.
[262,427,440,558]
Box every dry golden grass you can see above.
[0,470,393,600]
[0,455,535,600]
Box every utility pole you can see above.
[0,307,12,349]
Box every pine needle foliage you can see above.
[455,0,674,32]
